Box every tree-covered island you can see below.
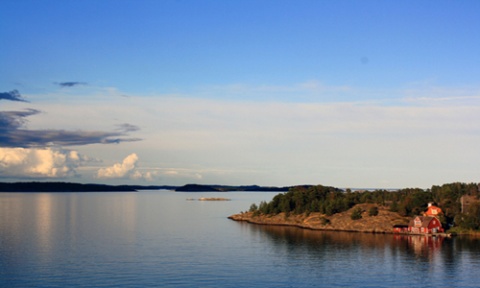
[229,182,480,235]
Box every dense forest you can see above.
[249,182,480,231]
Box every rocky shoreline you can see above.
[229,203,411,234]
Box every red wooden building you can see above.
[408,216,444,234]
[423,203,443,217]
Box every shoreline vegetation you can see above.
[229,182,480,236]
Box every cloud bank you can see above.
[0,89,142,180]
[0,147,85,178]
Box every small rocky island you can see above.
[187,197,231,201]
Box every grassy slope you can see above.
[229,203,410,233]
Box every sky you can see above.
[1,0,480,189]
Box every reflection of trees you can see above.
[393,235,444,258]
[239,223,480,286]
[249,223,392,251]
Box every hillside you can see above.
[229,203,410,233]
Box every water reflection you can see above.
[237,222,480,287]
[393,234,443,258]
[35,193,54,255]
[2,192,480,287]
[244,222,449,255]
[0,192,139,274]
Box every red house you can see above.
[408,216,444,234]
[423,203,443,217]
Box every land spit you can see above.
[229,203,411,233]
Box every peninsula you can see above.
[229,182,480,235]
[229,203,409,233]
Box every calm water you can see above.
[1,191,480,287]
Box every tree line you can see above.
[249,182,480,231]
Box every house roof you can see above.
[409,216,438,228]
[424,205,443,216]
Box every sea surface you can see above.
[1,190,480,287]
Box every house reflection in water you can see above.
[393,234,444,258]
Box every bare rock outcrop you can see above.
[229,204,410,233]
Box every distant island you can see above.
[229,182,480,235]
[189,197,231,201]
[175,184,290,192]
[0,182,177,192]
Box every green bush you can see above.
[351,207,363,220]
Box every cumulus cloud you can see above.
[0,147,86,178]
[97,153,138,179]
[96,153,158,181]
[0,89,143,180]
[0,90,28,102]
[55,81,87,88]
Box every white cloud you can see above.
[96,153,138,179]
[0,147,85,178]
[96,153,160,181]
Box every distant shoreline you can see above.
[0,182,289,193]
[0,182,175,192]
[174,184,290,192]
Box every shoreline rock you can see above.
[199,197,231,201]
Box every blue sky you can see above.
[1,1,480,188]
